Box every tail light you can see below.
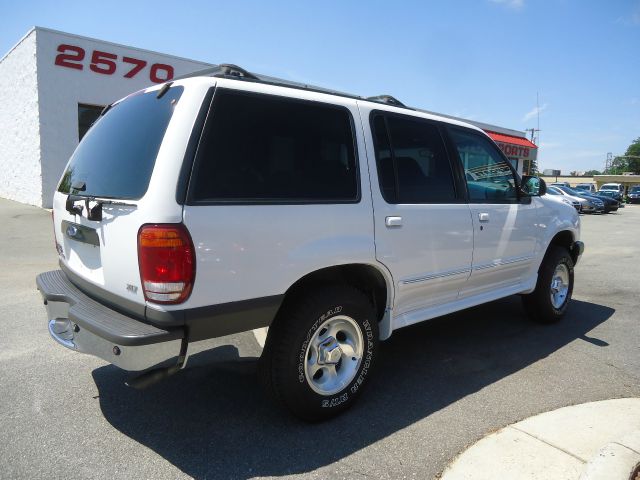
[137,224,195,304]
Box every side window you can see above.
[190,90,358,203]
[371,113,457,204]
[449,128,518,202]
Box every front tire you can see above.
[260,285,379,421]
[522,246,574,324]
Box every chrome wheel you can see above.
[304,315,364,395]
[550,263,570,309]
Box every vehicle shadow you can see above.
[92,297,613,479]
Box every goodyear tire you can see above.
[260,285,378,421]
[522,246,574,324]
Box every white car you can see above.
[544,189,581,211]
[36,65,584,420]
[547,185,598,213]
[599,182,625,197]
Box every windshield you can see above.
[630,187,640,193]
[57,86,184,200]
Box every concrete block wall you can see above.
[0,30,43,207]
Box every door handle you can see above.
[478,213,490,223]
[385,216,403,228]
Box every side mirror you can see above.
[521,176,546,197]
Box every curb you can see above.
[579,431,640,480]
[440,399,640,480]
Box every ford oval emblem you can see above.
[66,225,78,237]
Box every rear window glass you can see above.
[189,89,358,203]
[58,86,184,200]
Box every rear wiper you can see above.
[65,195,136,221]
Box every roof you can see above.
[486,131,537,148]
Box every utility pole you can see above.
[523,92,542,176]
[525,128,540,144]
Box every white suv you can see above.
[36,65,584,420]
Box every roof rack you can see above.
[366,95,407,108]
[173,63,259,81]
[174,63,411,110]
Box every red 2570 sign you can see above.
[54,44,174,83]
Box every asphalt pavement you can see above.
[0,198,638,480]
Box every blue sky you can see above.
[2,0,639,174]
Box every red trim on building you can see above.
[486,131,537,149]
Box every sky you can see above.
[1,0,639,174]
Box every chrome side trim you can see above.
[401,267,471,285]
[472,255,534,272]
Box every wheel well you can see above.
[281,264,388,323]
[549,230,578,263]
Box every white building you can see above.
[0,27,212,208]
[1,27,536,208]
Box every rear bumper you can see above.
[37,270,184,371]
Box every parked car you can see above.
[574,183,596,194]
[550,181,571,188]
[552,185,606,213]
[545,187,581,211]
[599,183,625,197]
[595,189,624,204]
[547,185,594,213]
[592,191,622,211]
[628,186,640,204]
[35,64,584,420]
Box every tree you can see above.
[583,170,601,176]
[625,137,640,173]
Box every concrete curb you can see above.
[440,398,640,480]
[579,431,640,480]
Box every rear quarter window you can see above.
[188,89,359,204]
[58,86,184,200]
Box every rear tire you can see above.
[522,246,574,324]
[260,285,379,421]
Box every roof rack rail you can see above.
[173,63,259,81]
[174,64,413,111]
[366,95,407,108]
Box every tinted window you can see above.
[58,87,183,200]
[371,114,456,203]
[449,128,518,202]
[190,90,358,202]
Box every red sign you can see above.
[495,142,531,159]
[54,44,174,83]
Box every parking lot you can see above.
[1,198,639,480]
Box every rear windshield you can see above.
[57,86,184,200]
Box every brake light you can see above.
[137,224,195,304]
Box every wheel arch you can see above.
[548,230,580,265]
[275,263,394,340]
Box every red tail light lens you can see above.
[137,224,195,304]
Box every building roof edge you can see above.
[32,26,215,67]
[0,26,37,65]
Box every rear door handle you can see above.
[385,216,403,228]
[478,213,490,223]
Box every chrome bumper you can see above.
[37,270,185,372]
